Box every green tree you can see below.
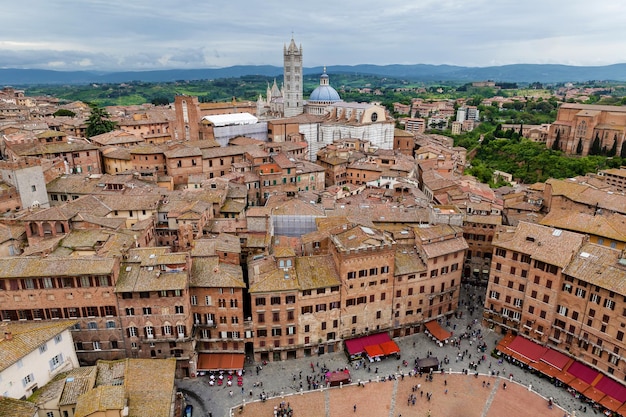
[576,139,583,155]
[589,133,601,156]
[609,138,617,157]
[52,109,76,117]
[85,104,117,138]
[552,130,561,151]
[621,141,626,158]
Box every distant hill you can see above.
[3,63,626,85]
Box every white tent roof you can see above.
[202,113,258,127]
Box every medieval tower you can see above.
[283,37,304,117]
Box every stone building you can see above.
[116,248,195,378]
[547,103,626,156]
[0,257,124,365]
[484,221,626,382]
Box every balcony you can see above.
[194,320,217,328]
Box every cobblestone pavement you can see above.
[176,284,599,417]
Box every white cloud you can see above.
[1,0,625,70]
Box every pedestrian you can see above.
[353,404,357,412]
[229,390,233,397]
[503,382,507,390]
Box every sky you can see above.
[2,0,626,72]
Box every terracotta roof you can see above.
[494,221,586,268]
[562,243,626,296]
[540,211,626,242]
[0,320,77,371]
[0,257,115,278]
[395,249,427,276]
[75,385,125,417]
[117,249,189,292]
[295,255,340,290]
[0,397,37,417]
[190,258,245,288]
[59,366,98,406]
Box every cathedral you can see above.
[258,37,395,160]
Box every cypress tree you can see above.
[576,139,583,155]
[552,130,561,151]
[590,133,601,155]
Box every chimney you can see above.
[4,331,12,341]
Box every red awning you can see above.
[197,353,245,371]
[567,361,600,385]
[380,340,400,356]
[507,336,547,363]
[345,332,391,356]
[595,376,626,403]
[364,344,385,358]
[582,385,606,403]
[599,395,623,413]
[424,320,451,342]
[540,348,570,370]
[555,371,576,385]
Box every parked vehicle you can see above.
[184,404,193,417]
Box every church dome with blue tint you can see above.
[309,67,341,103]
[309,85,341,102]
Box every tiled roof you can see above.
[419,236,468,259]
[331,224,394,251]
[124,358,176,417]
[74,385,125,417]
[494,221,586,268]
[190,258,245,288]
[540,211,626,242]
[59,366,98,405]
[394,249,427,276]
[0,397,37,417]
[0,320,77,371]
[0,257,115,278]
[563,243,626,296]
[295,255,340,290]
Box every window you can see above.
[347,271,356,280]
[286,295,296,304]
[270,296,281,305]
[604,299,615,311]
[143,307,152,315]
[22,373,34,387]
[54,334,62,344]
[191,295,197,305]
[39,343,48,354]
[557,305,568,316]
[175,305,184,314]
[272,312,280,322]
[88,321,98,330]
[49,353,64,370]
[128,327,138,337]
[271,328,282,337]
[255,297,266,306]
[381,266,389,274]
[489,291,500,300]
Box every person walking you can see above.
[353,404,357,412]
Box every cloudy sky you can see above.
[2,0,626,72]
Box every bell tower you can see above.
[283,36,303,117]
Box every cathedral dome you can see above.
[309,85,341,102]
[309,67,341,103]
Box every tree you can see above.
[552,130,561,151]
[53,109,76,117]
[85,104,116,138]
[576,139,583,155]
[609,138,617,157]
[621,141,626,159]
[151,96,170,106]
[589,133,601,156]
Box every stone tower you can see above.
[283,37,303,117]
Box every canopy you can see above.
[416,357,440,372]
[345,332,392,356]
[197,353,245,371]
[424,320,451,342]
[540,348,570,370]
[380,340,400,356]
[507,335,547,362]
[599,395,623,413]
[582,385,606,403]
[567,361,600,385]
[595,376,626,403]
[364,344,385,358]
[325,370,351,386]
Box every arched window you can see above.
[576,121,587,137]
